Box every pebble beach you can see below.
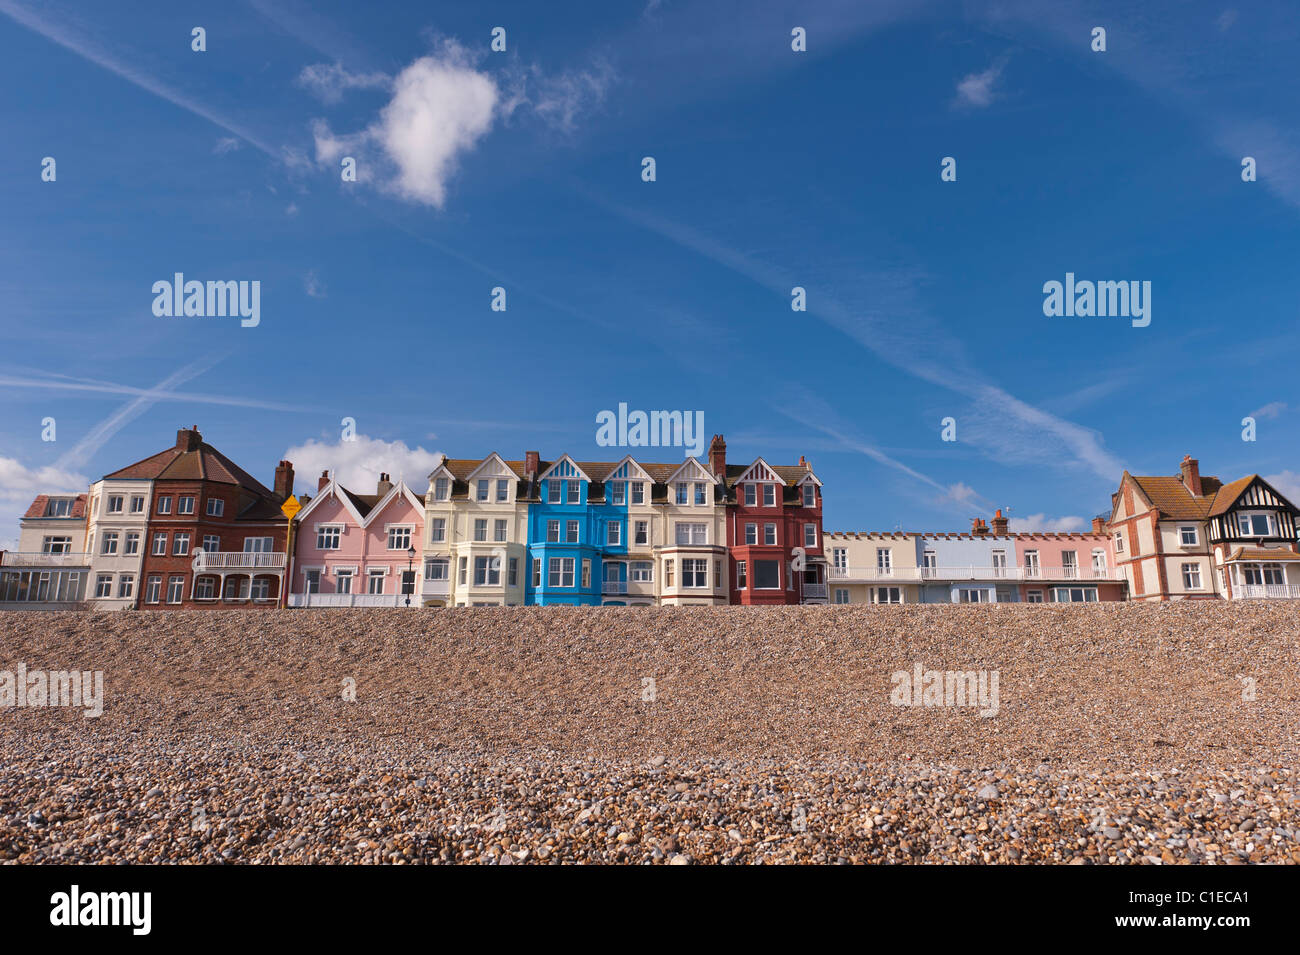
[2,603,1298,864]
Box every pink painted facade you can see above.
[1013,531,1125,602]
[288,472,426,607]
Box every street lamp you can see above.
[405,545,416,607]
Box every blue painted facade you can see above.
[525,457,608,605]
[916,534,1021,604]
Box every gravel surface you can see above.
[2,604,1298,863]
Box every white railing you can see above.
[1233,584,1300,600]
[0,551,89,567]
[602,580,628,595]
[193,551,286,570]
[288,592,422,607]
[802,583,828,599]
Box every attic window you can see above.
[44,498,73,517]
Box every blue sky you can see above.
[3,0,1300,547]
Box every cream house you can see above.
[825,532,922,604]
[654,456,728,606]
[85,477,153,609]
[424,453,530,607]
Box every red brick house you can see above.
[104,427,294,608]
[716,435,827,604]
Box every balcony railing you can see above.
[602,580,628,595]
[827,565,1122,582]
[802,583,828,599]
[288,592,423,608]
[192,551,286,570]
[1232,584,1300,600]
[0,551,90,568]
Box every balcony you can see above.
[602,580,628,595]
[192,551,286,570]
[802,583,828,600]
[288,592,422,608]
[0,551,89,568]
[1233,584,1300,600]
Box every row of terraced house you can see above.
[4,427,1299,608]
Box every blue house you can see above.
[916,527,1020,603]
[526,455,605,605]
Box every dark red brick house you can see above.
[104,427,293,608]
[715,435,827,604]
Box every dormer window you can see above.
[676,482,689,505]
[566,480,580,505]
[44,498,74,517]
[476,480,489,502]
[548,481,561,504]
[743,484,756,507]
[496,479,510,502]
[694,483,706,506]
[630,482,644,505]
[763,484,777,507]
[802,485,815,507]
[611,481,626,505]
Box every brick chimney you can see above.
[376,472,393,497]
[709,434,727,478]
[971,517,989,536]
[1180,455,1202,496]
[274,460,295,500]
[1092,515,1107,535]
[990,509,1008,536]
[317,470,330,492]
[525,451,540,478]
[176,426,202,452]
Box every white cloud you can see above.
[285,202,300,216]
[297,61,390,104]
[303,269,326,298]
[214,137,240,154]
[312,46,499,208]
[953,60,1004,109]
[283,434,444,496]
[1008,513,1088,533]
[0,456,89,551]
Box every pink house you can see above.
[1014,521,1125,603]
[287,471,426,607]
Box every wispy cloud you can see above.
[0,0,280,157]
[303,269,326,298]
[0,368,313,413]
[584,191,1124,482]
[1008,513,1088,533]
[1248,401,1287,420]
[53,358,223,471]
[297,62,390,104]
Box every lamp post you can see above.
[405,545,416,607]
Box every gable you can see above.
[604,456,655,484]
[465,453,520,482]
[665,456,719,485]
[537,455,591,484]
[733,458,785,486]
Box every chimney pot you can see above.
[990,509,1009,536]
[318,470,330,492]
